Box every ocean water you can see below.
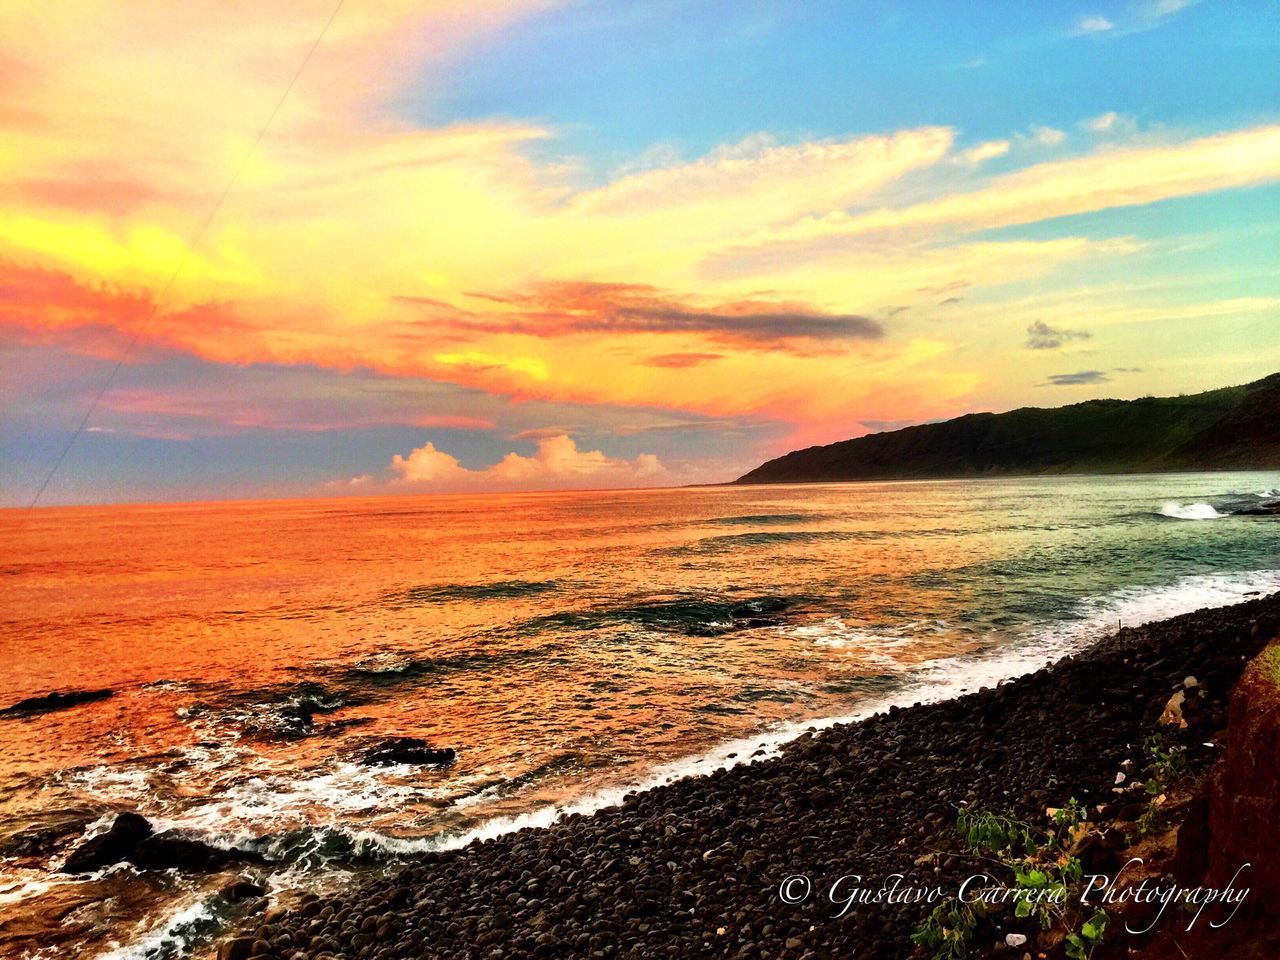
[1,472,1278,958]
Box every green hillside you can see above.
[735,374,1280,484]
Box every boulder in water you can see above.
[361,737,456,767]
[128,831,269,872]
[63,813,269,873]
[1,688,113,717]
[62,812,152,872]
[1235,501,1280,516]
[220,879,267,902]
[0,808,97,858]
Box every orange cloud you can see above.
[445,281,884,349]
[3,2,1276,464]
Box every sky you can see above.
[2,0,1278,505]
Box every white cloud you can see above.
[390,443,470,484]
[962,140,1011,164]
[324,474,375,491]
[727,124,1280,259]
[1084,111,1137,135]
[571,128,954,221]
[1028,125,1068,147]
[389,434,666,490]
[1076,1,1197,37]
[1086,111,1119,132]
[1145,0,1194,18]
[1076,15,1114,33]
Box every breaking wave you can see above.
[1158,501,1227,520]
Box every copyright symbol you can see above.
[778,874,811,904]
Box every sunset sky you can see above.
[2,0,1278,504]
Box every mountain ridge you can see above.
[735,373,1280,485]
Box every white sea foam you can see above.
[71,571,1280,870]
[85,567,1280,959]
[407,567,1280,853]
[94,894,222,960]
[790,616,946,651]
[67,755,463,859]
[1158,501,1227,520]
[0,872,56,909]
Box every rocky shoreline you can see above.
[220,594,1280,960]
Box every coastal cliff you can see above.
[736,374,1280,485]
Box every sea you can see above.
[1,472,1278,958]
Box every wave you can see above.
[705,513,825,526]
[178,683,356,741]
[1158,501,1227,520]
[95,893,230,960]
[80,568,1280,960]
[391,580,559,605]
[667,530,878,555]
[392,567,1280,855]
[521,594,797,637]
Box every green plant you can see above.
[911,900,984,960]
[956,808,1040,858]
[1051,797,1086,831]
[1135,801,1163,836]
[1142,733,1187,792]
[1135,733,1189,835]
[1065,908,1109,960]
[1264,644,1280,687]
[911,805,1108,960]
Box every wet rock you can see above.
[1,688,113,717]
[62,812,152,872]
[0,808,97,858]
[1235,501,1280,516]
[222,878,267,902]
[127,831,269,872]
[361,737,456,767]
[272,696,347,738]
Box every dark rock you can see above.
[1,688,113,717]
[0,808,97,858]
[216,936,255,960]
[127,831,269,873]
[1235,501,1280,517]
[222,878,267,902]
[361,737,456,767]
[62,812,153,872]
[271,696,347,739]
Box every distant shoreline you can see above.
[735,374,1280,486]
[703,464,1280,488]
[5,465,1278,511]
